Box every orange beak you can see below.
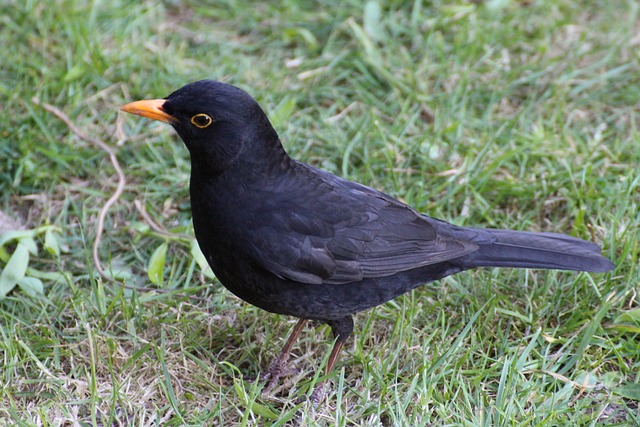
[120,99,177,123]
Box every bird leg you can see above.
[309,316,354,403]
[262,318,307,393]
[309,338,345,404]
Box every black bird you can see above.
[121,80,614,399]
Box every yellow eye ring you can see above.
[191,113,213,128]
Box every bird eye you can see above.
[191,113,213,128]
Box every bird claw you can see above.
[261,360,293,394]
[261,319,308,395]
[308,382,326,406]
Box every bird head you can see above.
[121,80,282,175]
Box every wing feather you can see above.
[245,163,478,285]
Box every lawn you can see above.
[1,0,639,425]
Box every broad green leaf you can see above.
[104,258,135,281]
[21,236,39,255]
[0,242,30,298]
[44,228,60,257]
[248,400,278,420]
[0,230,35,248]
[27,268,65,281]
[613,307,640,324]
[0,246,9,262]
[190,239,215,279]
[17,276,44,297]
[606,324,640,333]
[607,307,640,333]
[147,242,168,286]
[613,383,640,401]
[130,221,151,233]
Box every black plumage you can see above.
[121,80,614,399]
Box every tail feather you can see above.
[450,227,614,273]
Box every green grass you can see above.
[1,0,639,425]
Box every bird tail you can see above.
[452,227,614,273]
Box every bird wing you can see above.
[245,165,478,285]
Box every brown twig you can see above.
[33,97,125,284]
[32,97,207,301]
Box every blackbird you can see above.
[121,80,614,399]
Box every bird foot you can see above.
[261,360,293,394]
[261,319,308,395]
[308,381,326,406]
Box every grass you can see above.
[1,0,639,425]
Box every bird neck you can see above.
[189,124,292,187]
